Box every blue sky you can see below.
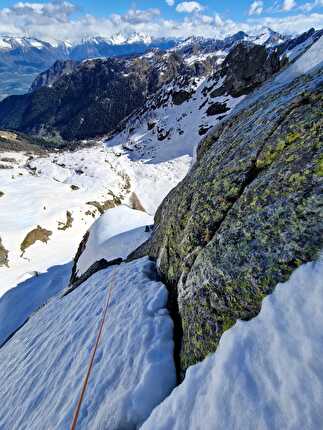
[0,0,322,42]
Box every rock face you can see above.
[222,42,281,96]
[29,60,77,92]
[129,65,323,373]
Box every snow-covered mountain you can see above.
[0,35,55,51]
[0,32,176,101]
[0,29,322,430]
[0,27,313,101]
[79,32,153,46]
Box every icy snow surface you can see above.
[0,257,176,430]
[142,259,323,430]
[76,205,153,276]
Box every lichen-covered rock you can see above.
[57,210,73,231]
[20,226,52,256]
[129,66,323,373]
[0,237,9,267]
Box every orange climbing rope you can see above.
[70,271,116,430]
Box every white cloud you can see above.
[166,0,175,6]
[282,0,297,11]
[249,1,264,15]
[300,0,323,11]
[119,8,161,24]
[176,2,203,13]
[247,12,323,33]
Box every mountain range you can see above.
[0,27,308,101]
[0,27,320,144]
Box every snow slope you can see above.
[276,35,323,84]
[0,262,71,347]
[142,259,323,430]
[0,143,189,295]
[76,206,153,277]
[0,257,176,430]
[105,75,244,167]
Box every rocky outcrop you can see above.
[222,42,281,97]
[86,199,116,215]
[69,230,90,285]
[172,90,192,105]
[65,257,123,296]
[68,228,123,291]
[57,211,73,231]
[129,192,146,212]
[206,102,230,116]
[0,237,9,267]
[30,60,77,92]
[129,66,323,373]
[20,226,52,256]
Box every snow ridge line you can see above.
[70,269,116,430]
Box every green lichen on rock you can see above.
[315,154,323,177]
[86,199,115,214]
[129,192,146,212]
[130,68,323,373]
[58,210,73,231]
[20,225,52,256]
[0,236,9,267]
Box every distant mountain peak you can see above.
[0,35,49,51]
[78,32,153,47]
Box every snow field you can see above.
[0,257,176,430]
[0,141,190,295]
